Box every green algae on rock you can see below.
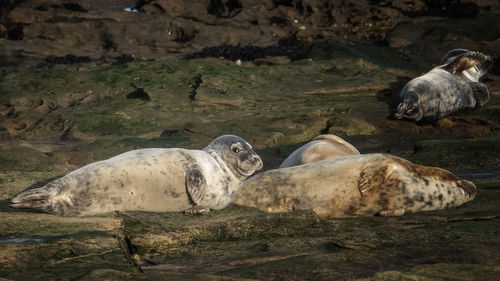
[0,13,499,279]
[409,136,500,171]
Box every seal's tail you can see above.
[10,184,62,211]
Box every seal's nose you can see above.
[253,154,263,170]
[458,180,477,199]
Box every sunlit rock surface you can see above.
[0,1,499,280]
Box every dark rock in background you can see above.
[0,1,500,280]
[0,0,498,68]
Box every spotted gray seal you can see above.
[234,153,476,218]
[395,49,493,121]
[10,135,263,216]
[279,134,359,168]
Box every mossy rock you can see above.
[0,20,499,280]
[113,189,500,280]
[360,263,500,281]
[409,136,500,171]
[0,212,137,281]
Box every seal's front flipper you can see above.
[185,165,207,205]
[185,166,211,215]
[184,205,210,215]
[469,82,490,106]
[443,51,492,74]
[358,163,400,197]
[379,208,405,216]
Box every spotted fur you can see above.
[235,154,476,218]
[11,135,263,216]
[395,49,492,121]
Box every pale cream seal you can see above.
[11,135,263,216]
[235,154,476,218]
[280,134,359,168]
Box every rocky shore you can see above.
[0,1,499,280]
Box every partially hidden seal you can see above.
[10,135,263,216]
[234,153,476,218]
[280,134,359,168]
[395,49,493,121]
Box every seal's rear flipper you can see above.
[469,82,490,106]
[10,200,51,210]
[443,51,492,75]
[439,49,469,65]
[10,184,64,213]
[11,184,61,204]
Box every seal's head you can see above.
[411,168,477,208]
[394,91,423,121]
[382,155,477,210]
[204,135,263,180]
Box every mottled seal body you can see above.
[11,135,263,216]
[395,49,492,121]
[235,154,476,218]
[279,134,360,168]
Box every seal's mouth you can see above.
[238,155,263,177]
[237,167,255,177]
[458,180,477,199]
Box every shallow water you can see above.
[87,1,138,14]
[457,171,500,180]
[0,237,46,243]
[0,231,112,244]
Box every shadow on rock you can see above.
[375,76,412,119]
[185,44,292,62]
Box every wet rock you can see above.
[1,0,497,68]
[360,264,500,281]
[0,141,66,172]
[113,53,136,65]
[0,3,499,279]
[1,190,498,280]
[409,137,500,171]
[43,54,93,65]
[0,23,6,37]
[185,44,291,61]
[386,15,500,65]
[0,212,136,280]
[1,38,499,159]
[372,0,485,18]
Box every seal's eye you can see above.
[231,143,243,154]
